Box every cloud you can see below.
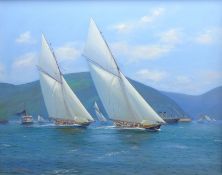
[136,69,168,82]
[55,43,81,61]
[195,30,214,44]
[6,52,38,84]
[111,27,183,63]
[194,28,222,45]
[13,52,37,68]
[111,42,173,62]
[175,75,192,84]
[159,28,183,45]
[15,31,36,44]
[139,7,165,23]
[112,7,165,33]
[201,71,222,84]
[112,23,131,33]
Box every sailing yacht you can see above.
[83,19,165,130]
[38,34,94,127]
[94,102,107,122]
[37,115,45,123]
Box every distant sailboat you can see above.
[38,34,94,127]
[37,115,45,123]
[197,115,212,123]
[94,102,107,122]
[83,19,165,130]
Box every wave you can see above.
[167,144,188,149]
[93,125,115,129]
[43,169,79,175]
[214,139,222,142]
[1,143,11,147]
[106,150,127,156]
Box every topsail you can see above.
[83,19,164,126]
[39,35,94,124]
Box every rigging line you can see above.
[37,65,62,84]
[42,34,63,80]
[82,54,120,79]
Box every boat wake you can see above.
[94,125,116,130]
[94,125,158,131]
[30,123,56,128]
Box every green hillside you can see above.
[0,72,187,121]
[163,86,222,120]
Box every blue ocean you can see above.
[0,121,221,175]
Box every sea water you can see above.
[0,121,221,175]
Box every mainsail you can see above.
[94,102,107,122]
[39,35,94,123]
[83,19,165,125]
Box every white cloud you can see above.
[111,42,173,62]
[201,71,222,84]
[13,52,37,68]
[15,31,36,44]
[136,69,168,82]
[159,28,183,45]
[175,75,192,84]
[55,43,81,61]
[139,7,165,23]
[195,30,214,44]
[112,23,131,33]
[194,28,222,45]
[8,52,38,84]
[112,7,165,33]
[111,27,184,63]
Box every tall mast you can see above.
[42,34,63,81]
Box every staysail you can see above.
[39,34,94,123]
[83,19,164,125]
[94,102,107,122]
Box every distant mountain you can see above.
[163,86,222,120]
[0,72,186,121]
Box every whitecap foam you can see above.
[69,149,78,152]
[94,125,116,130]
[105,150,127,157]
[131,145,139,150]
[167,144,188,149]
[214,139,222,142]
[1,143,11,147]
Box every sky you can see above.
[0,1,222,95]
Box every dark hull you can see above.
[163,118,179,124]
[21,121,33,125]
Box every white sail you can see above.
[94,102,107,122]
[39,35,94,123]
[83,18,119,76]
[37,115,45,122]
[83,19,164,125]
